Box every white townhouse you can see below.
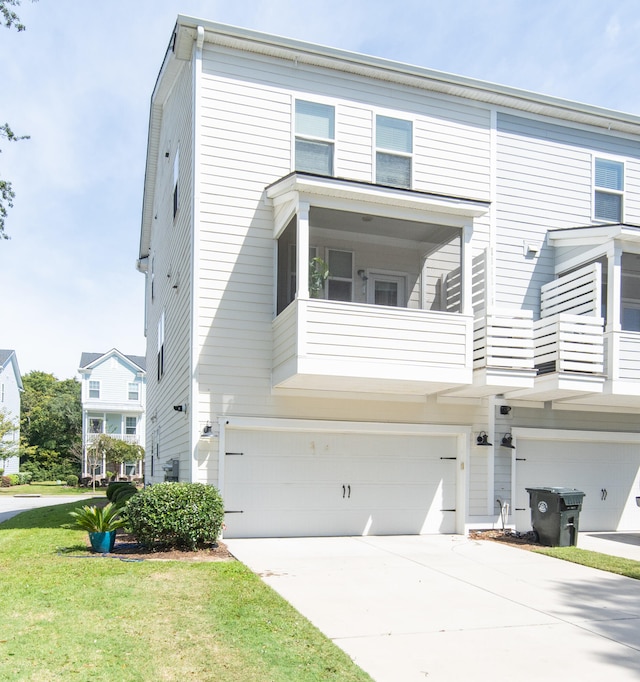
[138,16,640,538]
[0,349,23,474]
[78,349,146,480]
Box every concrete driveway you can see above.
[226,535,640,682]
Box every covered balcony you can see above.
[506,224,640,409]
[267,173,490,395]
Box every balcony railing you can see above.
[85,433,140,445]
[273,298,473,393]
[473,309,534,370]
[534,314,604,374]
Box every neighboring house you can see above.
[137,16,640,538]
[78,350,146,480]
[0,349,22,474]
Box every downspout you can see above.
[189,25,205,483]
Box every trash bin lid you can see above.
[526,486,585,502]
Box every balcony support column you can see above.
[606,245,622,381]
[461,222,473,316]
[296,200,310,299]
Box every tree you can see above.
[0,407,18,472]
[20,371,82,473]
[81,435,144,492]
[0,0,34,239]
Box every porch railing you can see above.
[534,314,604,374]
[473,309,534,370]
[85,433,140,445]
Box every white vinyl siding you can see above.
[376,115,412,188]
[594,157,624,222]
[295,100,335,175]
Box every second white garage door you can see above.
[223,427,458,538]
[514,437,640,532]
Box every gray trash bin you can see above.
[525,487,585,547]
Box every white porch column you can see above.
[296,200,310,299]
[606,245,622,380]
[461,222,473,316]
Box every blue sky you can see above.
[2,0,640,380]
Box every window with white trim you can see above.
[125,417,137,435]
[89,381,100,399]
[295,100,335,176]
[594,157,624,222]
[0,383,4,402]
[173,147,180,219]
[376,115,413,188]
[326,249,353,301]
[128,382,139,401]
[157,311,165,381]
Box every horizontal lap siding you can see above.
[146,62,193,480]
[195,44,490,422]
[495,113,640,314]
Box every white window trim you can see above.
[365,269,408,307]
[128,382,140,401]
[372,110,415,189]
[592,155,625,223]
[292,96,337,175]
[88,380,100,399]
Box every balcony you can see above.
[86,433,140,445]
[273,298,473,395]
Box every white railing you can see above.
[473,309,534,370]
[534,314,604,374]
[85,433,140,445]
[273,298,473,388]
[541,262,601,318]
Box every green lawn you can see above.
[534,546,640,580]
[0,482,106,496]
[0,501,372,682]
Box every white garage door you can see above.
[515,439,640,532]
[223,428,458,538]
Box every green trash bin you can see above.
[525,487,585,547]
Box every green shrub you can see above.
[7,474,19,486]
[125,482,224,550]
[69,503,127,533]
[66,474,79,487]
[16,472,32,485]
[106,482,132,500]
[111,486,138,507]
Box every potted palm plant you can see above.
[69,502,126,553]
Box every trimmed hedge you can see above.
[106,482,133,501]
[111,485,138,507]
[125,482,224,550]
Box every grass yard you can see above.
[0,501,372,682]
[534,546,640,580]
[0,482,106,497]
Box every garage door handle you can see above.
[342,485,346,498]
[348,484,351,498]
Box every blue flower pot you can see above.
[89,531,116,553]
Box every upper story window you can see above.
[89,381,100,399]
[0,383,4,402]
[594,157,624,222]
[157,311,165,381]
[376,115,413,188]
[173,147,180,219]
[295,100,335,176]
[128,382,139,401]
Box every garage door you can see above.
[223,428,458,538]
[515,439,640,532]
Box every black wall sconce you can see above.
[501,433,515,449]
[202,422,212,437]
[173,404,186,413]
[476,431,492,446]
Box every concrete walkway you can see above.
[226,534,640,682]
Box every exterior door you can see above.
[367,272,406,307]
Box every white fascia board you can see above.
[176,16,640,136]
[513,427,640,444]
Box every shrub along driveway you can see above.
[226,534,640,682]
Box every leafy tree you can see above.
[20,371,82,473]
[0,407,18,472]
[0,0,35,239]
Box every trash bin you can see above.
[525,487,585,547]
